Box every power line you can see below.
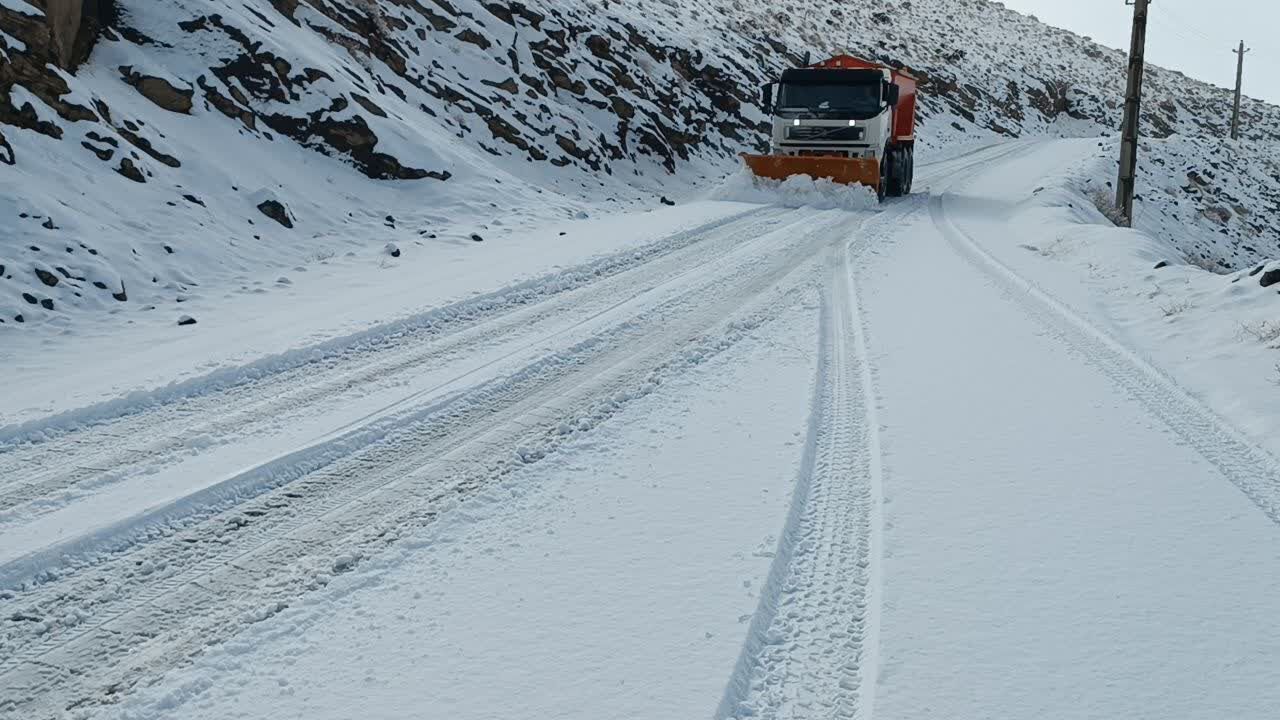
[1157,2,1222,44]
[1150,4,1277,59]
[1147,13,1216,49]
[1136,10,1274,104]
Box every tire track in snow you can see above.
[0,210,866,720]
[717,216,887,720]
[932,194,1280,531]
[0,208,789,527]
[0,209,823,591]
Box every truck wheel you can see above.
[886,147,905,198]
[903,147,915,195]
[877,155,888,203]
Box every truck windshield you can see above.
[776,83,883,120]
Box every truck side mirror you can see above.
[761,83,775,113]
[885,82,900,106]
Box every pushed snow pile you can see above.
[710,170,879,211]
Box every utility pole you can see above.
[1116,0,1150,228]
[1231,41,1250,140]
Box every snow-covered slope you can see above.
[1104,137,1280,272]
[1,0,1278,328]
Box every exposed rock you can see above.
[118,128,181,167]
[257,199,294,228]
[120,68,194,114]
[85,130,118,147]
[1153,260,1170,269]
[177,314,197,326]
[1,92,65,139]
[268,0,300,21]
[112,284,127,301]
[81,139,115,161]
[1202,206,1232,224]
[470,233,484,242]
[1260,268,1280,289]
[34,268,60,287]
[115,157,145,182]
[351,93,388,118]
[0,130,13,165]
[456,28,490,49]
[45,0,116,70]
[585,35,611,59]
[483,77,519,94]
[660,196,675,206]
[384,242,401,258]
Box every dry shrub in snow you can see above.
[1088,188,1128,227]
[1239,320,1280,345]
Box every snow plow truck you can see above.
[743,55,918,202]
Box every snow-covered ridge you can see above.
[1,0,1278,328]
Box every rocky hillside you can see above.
[1,0,1278,327]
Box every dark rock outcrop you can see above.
[257,199,294,228]
[46,0,116,70]
[34,268,60,287]
[116,157,145,182]
[120,68,194,114]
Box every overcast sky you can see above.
[997,0,1279,105]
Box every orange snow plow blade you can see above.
[741,153,880,189]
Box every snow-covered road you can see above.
[3,141,1280,719]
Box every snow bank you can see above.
[709,169,879,211]
[1067,137,1280,270]
[949,139,1280,459]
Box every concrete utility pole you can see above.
[1231,41,1250,140]
[1116,0,1150,228]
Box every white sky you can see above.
[997,0,1279,105]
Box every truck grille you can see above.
[786,126,864,142]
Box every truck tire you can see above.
[877,155,888,203]
[903,147,915,195]
[886,147,906,198]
